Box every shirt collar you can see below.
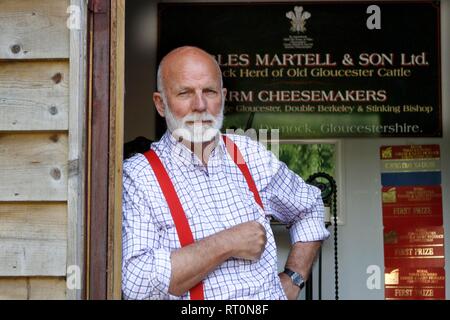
[159,130,228,172]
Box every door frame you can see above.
[85,0,124,299]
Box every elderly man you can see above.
[122,46,329,300]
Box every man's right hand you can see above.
[168,220,267,296]
[223,221,267,261]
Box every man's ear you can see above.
[153,92,165,117]
[222,88,227,100]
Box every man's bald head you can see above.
[156,46,223,97]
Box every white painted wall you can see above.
[125,0,450,299]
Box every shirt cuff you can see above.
[289,217,330,244]
[149,248,172,296]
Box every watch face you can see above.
[292,273,305,288]
[285,269,305,288]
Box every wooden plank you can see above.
[29,277,66,299]
[67,0,88,300]
[0,239,66,276]
[107,0,125,300]
[0,277,66,299]
[0,133,68,201]
[84,4,94,299]
[0,203,67,276]
[88,0,110,300]
[0,278,28,299]
[0,0,69,59]
[0,61,69,131]
[0,203,67,240]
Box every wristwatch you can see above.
[283,268,305,289]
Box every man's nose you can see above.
[192,91,207,112]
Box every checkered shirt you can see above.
[122,131,329,300]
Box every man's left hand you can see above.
[278,272,301,300]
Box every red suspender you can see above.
[222,135,264,209]
[143,150,205,300]
[143,135,263,300]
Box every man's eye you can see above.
[178,91,189,96]
[204,89,218,95]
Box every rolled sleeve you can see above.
[150,248,172,294]
[289,214,330,243]
[288,187,330,243]
[122,248,172,300]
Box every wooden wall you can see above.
[0,0,85,299]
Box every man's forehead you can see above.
[163,60,221,86]
[168,77,221,90]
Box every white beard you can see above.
[164,98,224,143]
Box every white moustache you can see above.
[164,102,224,143]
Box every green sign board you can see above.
[158,1,441,138]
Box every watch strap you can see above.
[283,268,305,289]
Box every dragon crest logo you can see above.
[286,6,311,33]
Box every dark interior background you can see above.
[125,0,159,143]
